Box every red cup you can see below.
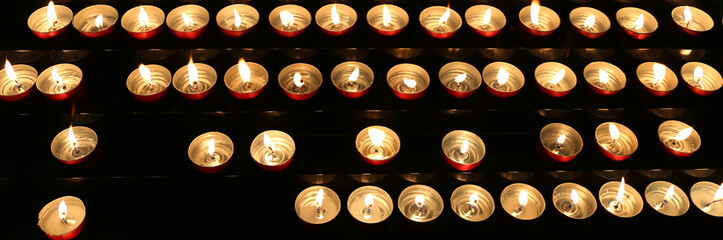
[597,144,631,161]
[337,87,369,98]
[194,160,230,174]
[390,87,425,100]
[131,87,168,102]
[537,83,571,97]
[45,219,85,240]
[0,85,34,102]
[220,25,254,37]
[485,84,520,97]
[283,88,318,101]
[127,26,162,40]
[178,87,212,100]
[171,25,205,39]
[228,86,263,100]
[77,25,114,38]
[444,155,480,171]
[255,156,293,172]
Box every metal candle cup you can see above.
[250,130,295,171]
[387,63,430,100]
[0,63,37,101]
[398,185,443,223]
[584,61,626,96]
[315,4,356,36]
[599,180,643,218]
[439,61,482,98]
[419,6,462,39]
[465,5,506,37]
[645,181,689,217]
[451,184,494,222]
[356,126,400,165]
[535,62,576,97]
[278,63,322,101]
[658,120,701,157]
[501,183,545,220]
[690,181,723,217]
[269,5,311,37]
[126,64,171,102]
[216,4,259,38]
[224,60,268,99]
[671,6,713,35]
[616,7,657,40]
[347,186,393,224]
[569,7,610,39]
[28,2,73,39]
[681,62,722,96]
[519,3,560,36]
[50,126,98,165]
[442,130,485,171]
[540,123,583,162]
[172,60,216,100]
[188,132,233,174]
[37,63,82,101]
[595,122,638,161]
[482,62,524,97]
[553,183,596,219]
[37,196,86,240]
[295,186,341,224]
[166,5,209,39]
[637,62,677,96]
[121,5,164,40]
[331,61,373,98]
[72,5,117,38]
[367,4,409,36]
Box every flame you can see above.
[138,6,149,28]
[663,185,675,201]
[293,72,304,87]
[415,195,425,208]
[599,69,609,84]
[616,178,626,202]
[68,127,78,148]
[94,14,104,29]
[584,15,596,29]
[530,0,540,26]
[556,134,566,145]
[314,189,324,208]
[368,128,385,146]
[187,58,198,86]
[280,10,294,27]
[403,77,417,88]
[609,123,620,141]
[348,67,359,82]
[675,127,693,141]
[497,68,509,85]
[47,1,57,26]
[550,69,566,85]
[714,182,723,202]
[570,189,580,204]
[238,58,250,83]
[632,13,644,30]
[181,12,193,27]
[58,200,67,220]
[470,192,479,205]
[460,139,470,154]
[233,8,242,28]
[4,60,16,80]
[139,64,152,85]
[684,6,692,25]
[454,73,466,84]
[207,138,215,156]
[382,5,392,27]
[263,133,276,151]
[51,67,63,86]
[365,194,374,208]
[518,190,529,206]
[438,7,451,26]
[482,8,492,25]
[331,5,341,25]
[653,63,666,85]
[694,66,703,82]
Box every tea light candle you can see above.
[595,122,638,161]
[121,5,164,40]
[442,130,485,171]
[347,186,393,224]
[37,63,82,101]
[166,5,209,39]
[398,185,443,222]
[387,63,430,100]
[451,184,494,222]
[269,4,311,37]
[658,120,701,157]
[637,62,678,96]
[216,4,259,37]
[540,123,583,162]
[569,7,611,39]
[419,6,462,39]
[553,183,596,219]
[616,7,657,40]
[172,58,216,100]
[278,63,322,101]
[465,5,506,37]
[356,126,400,165]
[295,186,341,224]
[584,61,626,95]
[645,181,689,216]
[126,64,171,102]
[315,4,356,36]
[535,62,576,97]
[0,60,37,101]
[690,181,723,217]
[72,5,117,38]
[367,4,409,36]
[680,62,722,96]
[224,58,268,99]
[50,126,98,165]
[501,183,545,220]
[331,61,373,98]
[671,6,713,35]
[37,196,86,240]
[439,61,482,98]
[519,0,560,37]
[28,1,73,39]
[482,61,524,97]
[188,132,233,173]
[250,130,295,171]
[599,178,643,218]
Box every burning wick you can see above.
[450,73,468,91]
[433,7,451,33]
[553,134,566,153]
[47,1,58,30]
[606,123,621,153]
[380,5,393,30]
[693,66,704,85]
[207,138,219,163]
[139,64,152,86]
[632,13,644,31]
[666,127,693,150]
[683,6,692,27]
[329,4,342,30]
[583,15,595,30]
[57,200,75,225]
[654,185,676,210]
[181,12,194,31]
[463,192,480,217]
[367,128,386,159]
[94,14,104,30]
[400,77,417,93]
[263,133,279,163]
[565,189,580,214]
[512,190,529,216]
[363,194,374,219]
[452,139,470,161]
[493,68,511,91]
[187,58,199,89]
[280,10,295,31]
[51,67,67,93]
[651,63,666,87]
[237,58,256,92]
[4,60,22,91]
[138,6,150,29]
[342,67,361,91]
[313,189,326,219]
[414,195,426,217]
[608,178,626,212]
[702,182,723,212]
[480,8,492,29]
[597,69,610,88]
[291,72,306,93]
[547,69,566,89]
[67,127,82,157]
[530,1,540,29]
[233,8,243,29]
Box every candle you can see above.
[347,186,393,224]
[269,4,311,37]
[657,120,701,157]
[27,1,73,39]
[465,5,506,37]
[583,61,626,95]
[419,6,462,39]
[188,132,233,173]
[216,4,259,37]
[126,64,171,102]
[645,181,689,216]
[501,183,545,220]
[295,186,341,224]
[439,61,482,98]
[387,63,430,100]
[250,130,295,171]
[50,126,98,165]
[671,6,714,35]
[172,58,216,100]
[518,0,560,37]
[599,178,643,218]
[442,130,486,171]
[121,5,165,40]
[569,7,610,39]
[552,183,596,219]
[398,185,443,222]
[637,62,678,96]
[0,60,37,101]
[72,5,118,38]
[690,181,723,217]
[451,184,495,222]
[595,122,638,161]
[278,63,322,101]
[37,196,86,240]
[224,58,268,99]
[680,62,722,96]
[366,4,409,36]
[331,61,373,98]
[37,63,83,101]
[616,7,657,40]
[355,126,400,165]
[482,61,525,97]
[315,4,356,36]
[540,123,583,162]
[535,62,576,97]
[166,5,209,39]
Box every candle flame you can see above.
[438,7,451,26]
[584,15,596,29]
[713,182,723,201]
[314,189,324,208]
[518,190,529,206]
[557,134,566,145]
[460,139,470,154]
[51,67,63,86]
[454,73,466,84]
[632,13,644,30]
[233,8,242,28]
[280,10,294,27]
[263,133,276,151]
[530,0,540,26]
[368,128,385,146]
[47,1,57,26]
[675,127,693,141]
[58,200,67,220]
[415,195,425,208]
[684,6,692,26]
[365,194,374,208]
[207,138,216,156]
[570,189,580,204]
[187,58,198,86]
[331,5,341,25]
[609,123,620,141]
[497,68,509,85]
[382,5,392,27]
[403,77,417,88]
[139,64,152,85]
[94,14,104,29]
[293,72,304,87]
[482,8,492,25]
[348,67,359,82]
[68,127,78,148]
[616,178,626,202]
[470,192,479,205]
[4,60,16,80]
[181,12,194,27]
[653,63,666,85]
[663,185,675,201]
[139,6,150,28]
[694,66,703,82]
[550,69,566,85]
[238,58,251,83]
[599,69,609,84]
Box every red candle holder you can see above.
[419,6,462,39]
[636,62,677,97]
[569,7,610,39]
[680,62,722,96]
[37,196,87,240]
[356,126,400,165]
[166,5,209,40]
[366,4,409,36]
[121,5,165,40]
[465,5,506,37]
[518,1,560,37]
[72,5,118,38]
[595,122,638,161]
[439,61,481,98]
[671,6,714,36]
[172,58,216,100]
[535,62,576,97]
[540,123,583,162]
[278,63,322,100]
[188,131,234,173]
[126,64,171,102]
[387,63,430,100]
[0,61,37,102]
[331,61,373,98]
[216,4,259,38]
[658,120,701,157]
[224,58,268,100]
[269,4,311,37]
[50,126,98,165]
[584,61,626,96]
[250,130,295,171]
[27,1,73,39]
[482,61,525,97]
[315,4,357,36]
[442,130,485,171]
[616,7,657,40]
[37,63,83,101]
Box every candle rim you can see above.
[126,64,171,96]
[331,61,374,91]
[72,4,119,33]
[269,4,312,32]
[501,183,545,219]
[441,130,485,164]
[439,61,482,92]
[616,7,658,34]
[681,62,723,92]
[644,181,690,216]
[50,126,98,162]
[518,4,561,32]
[594,122,638,156]
[187,131,233,167]
[277,63,322,94]
[223,61,269,94]
[347,185,394,223]
[451,184,495,222]
[540,123,583,156]
[0,64,38,96]
[671,5,714,32]
[37,63,83,95]
[121,5,165,33]
[38,196,86,235]
[27,4,74,33]
[171,62,217,93]
[314,3,358,32]
[584,61,626,92]
[251,130,295,166]
[657,120,701,153]
[636,62,679,92]
[464,5,506,31]
[552,182,596,219]
[535,62,577,92]
[569,7,611,33]
[295,185,341,224]
[216,4,260,31]
[419,6,462,32]
[166,4,211,32]
[366,4,410,30]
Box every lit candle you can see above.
[50,126,98,165]
[645,181,689,216]
[672,6,714,35]
[398,185,443,222]
[216,4,259,37]
[331,61,374,98]
[0,60,37,101]
[126,63,171,102]
[37,196,86,240]
[187,132,233,173]
[420,6,462,38]
[540,123,583,162]
[251,130,295,171]
[316,4,357,36]
[442,130,485,171]
[355,126,400,165]
[121,5,164,40]
[465,5,506,37]
[270,5,311,37]
[553,183,596,219]
[72,5,117,38]
[599,177,643,218]
[680,62,722,96]
[501,183,544,220]
[569,7,611,38]
[28,1,73,39]
[658,120,700,157]
[295,186,341,224]
[167,5,209,39]
[367,4,409,36]
[519,0,560,36]
[439,61,482,98]
[451,184,495,222]
[387,63,430,100]
[584,61,626,95]
[482,62,525,97]
[278,63,322,100]
[691,181,723,217]
[172,57,217,100]
[637,62,678,96]
[535,62,576,97]
[224,58,268,99]
[616,7,658,40]
[347,186,394,224]
[595,122,638,161]
[37,63,83,101]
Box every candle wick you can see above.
[704,199,722,208]
[654,199,669,210]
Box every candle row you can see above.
[28,2,714,40]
